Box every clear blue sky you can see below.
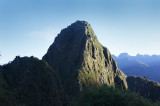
[0,0,160,64]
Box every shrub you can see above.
[75,85,155,106]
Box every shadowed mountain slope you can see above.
[1,56,66,106]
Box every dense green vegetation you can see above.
[0,66,12,105]
[1,56,67,106]
[73,85,160,106]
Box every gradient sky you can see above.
[0,0,160,64]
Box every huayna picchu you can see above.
[43,21,128,96]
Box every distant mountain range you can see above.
[113,53,160,83]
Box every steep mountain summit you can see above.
[43,21,128,97]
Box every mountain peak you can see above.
[66,20,91,31]
[118,53,129,58]
[72,20,90,27]
[43,21,128,97]
[59,20,96,40]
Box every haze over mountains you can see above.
[0,21,160,105]
[113,53,160,83]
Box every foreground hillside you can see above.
[0,56,66,106]
[74,85,160,106]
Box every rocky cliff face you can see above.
[1,56,66,106]
[43,21,128,96]
[127,76,160,101]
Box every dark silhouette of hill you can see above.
[0,56,67,105]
